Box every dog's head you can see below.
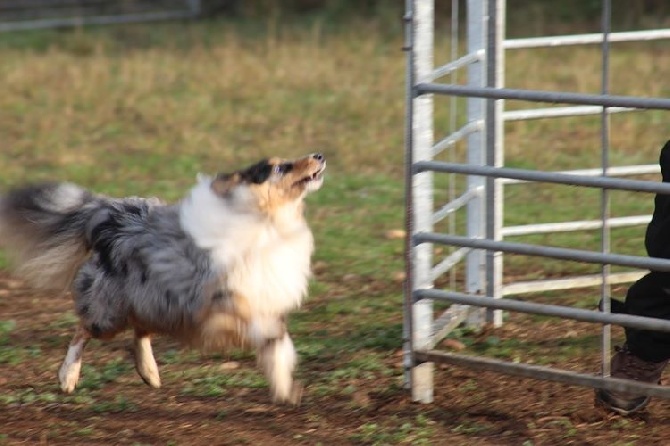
[210,153,326,216]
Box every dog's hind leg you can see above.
[133,329,161,388]
[257,332,302,405]
[58,324,90,393]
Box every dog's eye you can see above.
[273,163,293,175]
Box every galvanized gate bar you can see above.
[464,0,488,328]
[431,247,471,281]
[429,50,484,81]
[501,215,651,237]
[415,84,670,110]
[404,0,437,404]
[504,28,670,49]
[414,161,670,194]
[0,4,200,32]
[502,271,645,295]
[501,165,659,185]
[414,350,670,398]
[433,121,483,155]
[413,232,670,272]
[414,289,670,333]
[503,105,633,121]
[433,189,481,223]
[484,0,505,328]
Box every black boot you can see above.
[595,344,668,415]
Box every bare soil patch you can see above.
[2,273,670,445]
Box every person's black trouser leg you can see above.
[623,272,670,363]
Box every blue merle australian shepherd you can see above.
[0,153,326,404]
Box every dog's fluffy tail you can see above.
[0,182,102,291]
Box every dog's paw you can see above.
[273,380,303,406]
[134,337,161,388]
[135,356,161,388]
[137,367,161,389]
[136,365,161,389]
[58,363,81,393]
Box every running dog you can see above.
[0,153,326,404]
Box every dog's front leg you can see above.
[134,329,161,388]
[253,320,301,405]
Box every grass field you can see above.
[1,14,670,445]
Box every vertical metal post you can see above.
[448,0,460,291]
[600,0,613,377]
[402,0,414,394]
[484,0,505,327]
[406,0,435,404]
[465,0,487,326]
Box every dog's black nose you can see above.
[312,153,325,162]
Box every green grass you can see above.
[90,395,139,414]
[179,368,268,397]
[350,415,434,445]
[0,321,42,365]
[78,359,134,390]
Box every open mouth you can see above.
[296,165,326,186]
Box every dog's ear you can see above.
[211,173,240,197]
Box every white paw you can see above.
[58,362,81,393]
[137,363,161,389]
[272,380,303,406]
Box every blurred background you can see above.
[2,1,668,34]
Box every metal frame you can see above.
[0,0,201,32]
[404,0,670,403]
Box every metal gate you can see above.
[0,0,201,32]
[403,0,670,403]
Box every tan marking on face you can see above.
[209,154,325,217]
[247,155,324,217]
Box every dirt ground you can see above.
[2,273,670,446]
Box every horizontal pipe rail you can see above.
[414,289,670,332]
[415,84,670,110]
[414,161,670,194]
[413,232,670,272]
[414,350,670,398]
[500,164,659,185]
[504,28,670,50]
[501,215,651,237]
[503,105,634,122]
[502,271,645,295]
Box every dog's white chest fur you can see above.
[225,226,312,313]
[179,179,313,314]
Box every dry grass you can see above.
[1,20,668,190]
[0,20,405,195]
[502,42,670,166]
